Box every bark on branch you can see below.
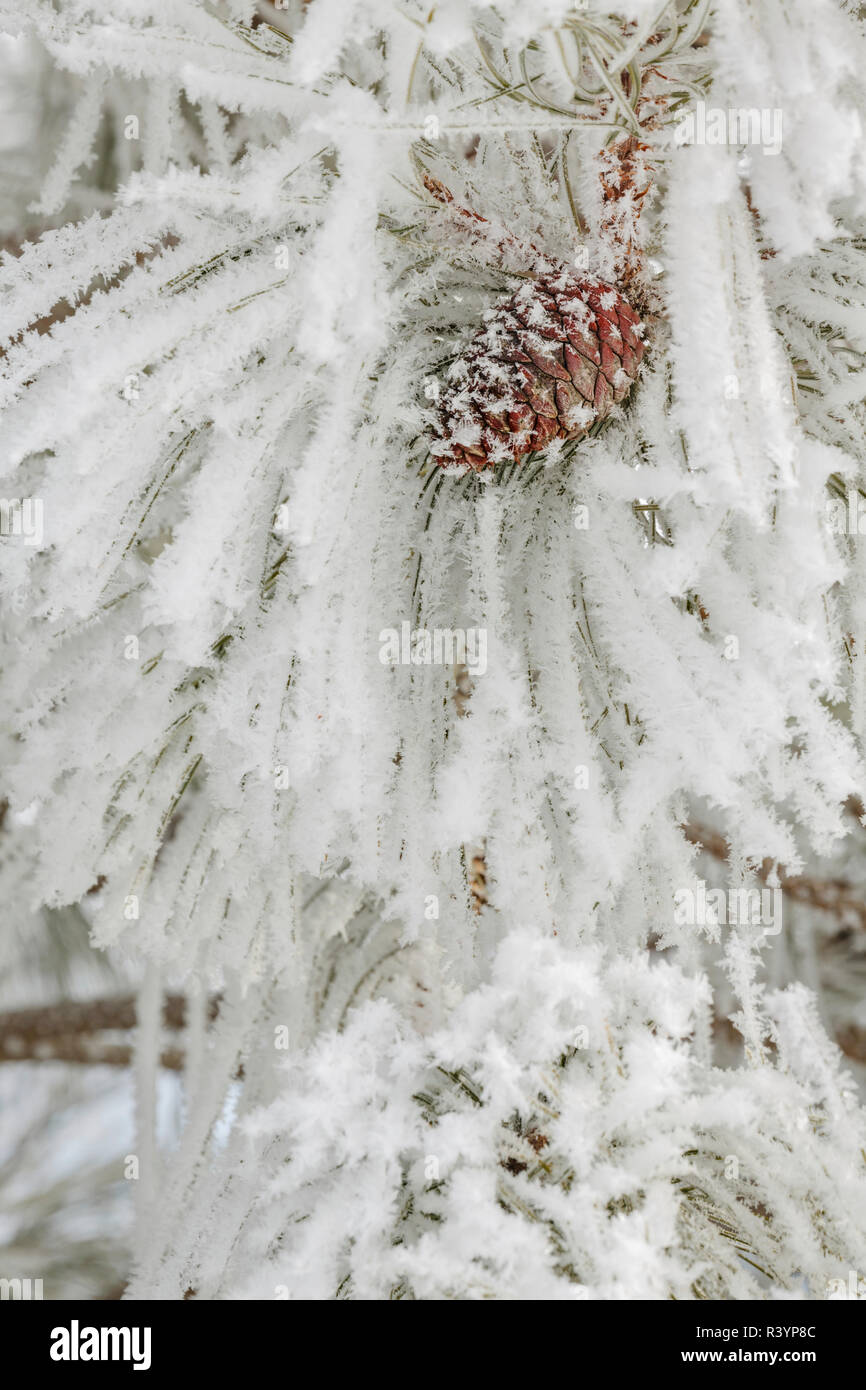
[682,821,866,931]
[0,992,220,1068]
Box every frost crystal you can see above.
[2,0,866,1304]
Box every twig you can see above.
[0,1036,185,1070]
[453,661,489,914]
[421,172,553,275]
[0,992,220,1042]
[597,134,655,290]
[0,992,221,1069]
[682,822,866,931]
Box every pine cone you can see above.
[431,271,644,471]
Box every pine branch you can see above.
[0,1036,186,1071]
[682,822,866,932]
[454,661,488,914]
[0,992,221,1068]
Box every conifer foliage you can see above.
[3,0,866,1299]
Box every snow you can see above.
[3,0,866,1302]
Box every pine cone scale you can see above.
[564,345,598,402]
[524,339,570,381]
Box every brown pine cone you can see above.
[431,271,645,471]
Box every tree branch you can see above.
[682,822,866,932]
[0,992,220,1068]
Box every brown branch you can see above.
[682,822,866,931]
[453,662,489,914]
[597,135,655,290]
[1,233,179,351]
[685,822,866,1067]
[421,172,552,275]
[0,992,220,1042]
[836,1026,866,1064]
[0,992,221,1068]
[0,1035,185,1070]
